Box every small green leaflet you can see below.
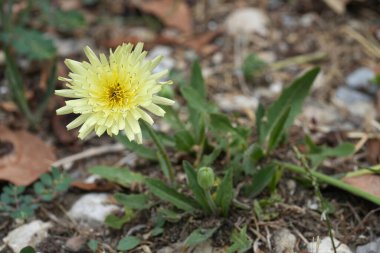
[117,236,140,251]
[184,227,218,247]
[105,208,135,229]
[20,246,36,253]
[1,27,56,60]
[114,193,150,210]
[226,226,252,253]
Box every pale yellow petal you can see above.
[84,46,101,66]
[56,105,73,115]
[67,114,90,130]
[144,104,165,117]
[152,96,175,105]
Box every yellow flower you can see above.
[55,43,174,143]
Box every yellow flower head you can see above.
[55,43,174,143]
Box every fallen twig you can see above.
[52,143,125,169]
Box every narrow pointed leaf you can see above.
[190,60,206,98]
[267,67,320,132]
[215,167,233,216]
[146,178,199,212]
[183,161,211,213]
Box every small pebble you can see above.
[272,228,296,253]
[3,220,52,253]
[307,237,352,253]
[68,193,120,227]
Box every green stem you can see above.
[276,161,380,206]
[204,190,217,214]
[35,60,57,121]
[142,121,175,183]
[291,147,336,253]
[194,114,206,167]
[194,126,206,167]
[270,52,326,71]
[4,47,37,127]
[345,165,380,178]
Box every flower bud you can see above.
[197,167,215,190]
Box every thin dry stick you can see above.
[292,146,337,253]
[342,26,380,59]
[52,143,125,169]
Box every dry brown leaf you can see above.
[323,0,351,14]
[343,174,380,198]
[155,29,222,55]
[366,138,380,165]
[133,0,193,35]
[71,180,118,192]
[185,29,223,55]
[0,125,56,185]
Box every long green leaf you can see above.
[180,85,213,113]
[116,134,157,160]
[89,166,144,187]
[215,167,233,217]
[244,164,276,198]
[146,178,199,212]
[35,61,57,121]
[190,60,206,98]
[226,226,252,253]
[267,67,320,134]
[256,103,266,145]
[243,143,264,175]
[183,161,211,213]
[266,106,291,153]
[174,130,195,152]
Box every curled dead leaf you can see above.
[132,0,193,35]
[366,138,380,165]
[343,174,380,198]
[0,125,56,185]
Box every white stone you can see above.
[346,67,376,92]
[301,101,341,126]
[214,93,259,112]
[3,220,52,253]
[356,237,380,253]
[334,87,376,118]
[68,193,120,227]
[307,237,352,253]
[273,229,296,253]
[225,8,269,37]
[50,36,95,57]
